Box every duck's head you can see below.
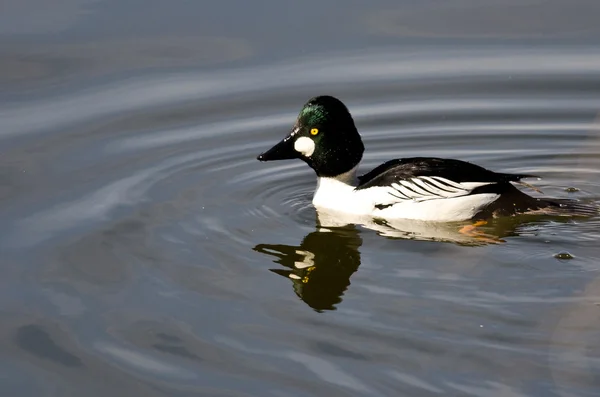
[257,95,364,178]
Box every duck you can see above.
[257,95,598,222]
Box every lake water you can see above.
[2,1,600,396]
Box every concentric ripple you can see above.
[3,47,599,251]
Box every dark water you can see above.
[2,1,600,396]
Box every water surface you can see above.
[2,1,600,396]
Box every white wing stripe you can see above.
[379,175,498,207]
[411,178,457,197]
[403,180,454,200]
[410,178,445,196]
[430,176,466,190]
[389,185,410,200]
[392,183,431,200]
[420,176,466,193]
[392,183,421,199]
[390,182,440,201]
[428,176,495,191]
[458,181,496,190]
[390,183,408,198]
[389,191,409,200]
[399,180,436,196]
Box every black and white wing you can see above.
[382,176,491,202]
[355,157,537,208]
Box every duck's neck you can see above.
[313,165,360,209]
[326,165,359,186]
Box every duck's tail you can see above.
[521,197,599,217]
[482,183,599,218]
[522,197,600,217]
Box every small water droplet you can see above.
[565,187,580,193]
[554,251,574,260]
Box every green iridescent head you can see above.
[256,95,364,177]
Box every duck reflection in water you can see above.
[254,223,362,312]
[254,208,586,311]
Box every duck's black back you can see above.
[356,157,536,190]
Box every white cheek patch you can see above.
[294,136,315,157]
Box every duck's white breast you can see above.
[312,177,371,213]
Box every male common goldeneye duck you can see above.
[257,95,598,222]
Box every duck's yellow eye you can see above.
[310,128,319,135]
